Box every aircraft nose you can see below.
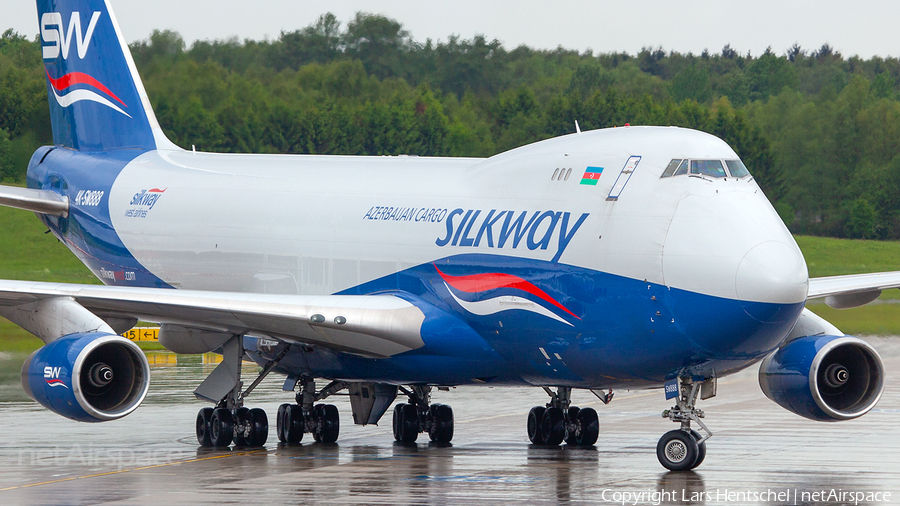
[735,240,808,307]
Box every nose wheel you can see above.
[657,429,705,471]
[657,378,712,470]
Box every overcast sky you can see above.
[5,0,900,59]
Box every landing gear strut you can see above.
[392,385,454,444]
[195,336,278,447]
[527,387,599,447]
[657,377,712,471]
[276,375,344,444]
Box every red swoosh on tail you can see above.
[434,264,580,319]
[45,68,127,107]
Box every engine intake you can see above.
[21,332,151,422]
[759,335,884,421]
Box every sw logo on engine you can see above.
[43,366,69,388]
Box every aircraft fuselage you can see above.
[27,126,808,389]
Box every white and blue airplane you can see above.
[1,0,897,471]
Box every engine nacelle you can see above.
[759,335,884,421]
[21,332,151,422]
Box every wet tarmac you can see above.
[0,337,898,505]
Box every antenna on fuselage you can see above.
[575,120,582,134]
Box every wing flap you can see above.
[0,280,425,358]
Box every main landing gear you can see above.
[276,376,344,444]
[527,387,600,447]
[195,336,283,447]
[657,378,713,471]
[197,406,269,447]
[392,385,454,444]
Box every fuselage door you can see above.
[606,155,641,201]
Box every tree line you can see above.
[3,15,900,239]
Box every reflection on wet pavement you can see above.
[0,337,898,505]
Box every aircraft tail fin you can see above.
[37,0,178,152]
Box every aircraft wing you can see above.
[807,271,900,309]
[0,185,69,216]
[0,280,425,358]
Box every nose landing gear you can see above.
[526,387,600,447]
[657,378,713,470]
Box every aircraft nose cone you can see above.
[735,240,808,308]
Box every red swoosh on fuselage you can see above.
[434,264,580,319]
[45,68,127,107]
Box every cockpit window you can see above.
[661,159,682,178]
[725,160,750,178]
[691,159,726,178]
[661,158,750,179]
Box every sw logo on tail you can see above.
[41,11,101,60]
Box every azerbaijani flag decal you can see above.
[580,167,603,185]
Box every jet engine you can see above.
[759,335,884,421]
[21,332,151,422]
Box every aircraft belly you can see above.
[293,253,804,387]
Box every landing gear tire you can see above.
[233,407,252,446]
[527,406,546,444]
[278,404,304,444]
[276,404,288,442]
[689,429,706,469]
[393,403,419,443]
[210,408,234,447]
[541,407,566,446]
[657,429,699,471]
[196,407,214,447]
[565,407,581,445]
[313,404,340,443]
[249,408,268,446]
[428,403,454,443]
[233,407,269,447]
[575,407,599,446]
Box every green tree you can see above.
[670,64,711,103]
[130,29,185,68]
[0,128,14,182]
[273,13,342,70]
[845,198,877,238]
[746,48,797,100]
[343,13,411,80]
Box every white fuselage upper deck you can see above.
[103,126,807,306]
